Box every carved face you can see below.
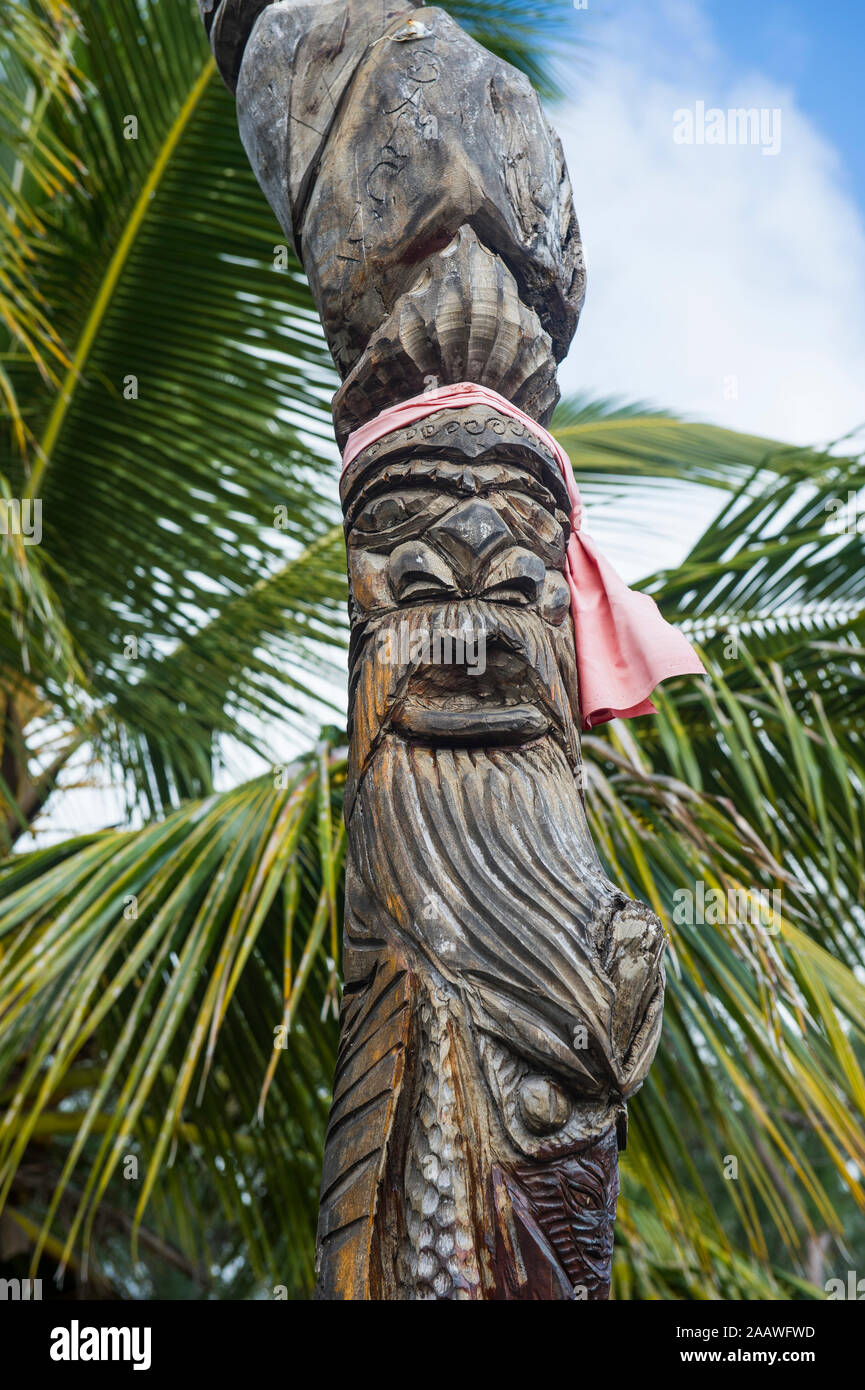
[340,429,665,1115]
[345,458,572,620]
[343,451,582,790]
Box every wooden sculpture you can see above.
[199,0,670,1300]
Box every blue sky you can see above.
[546,0,865,576]
[569,0,863,202]
[702,0,864,210]
[554,0,865,444]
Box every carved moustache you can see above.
[346,598,581,816]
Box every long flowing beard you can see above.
[351,737,649,1103]
[317,616,664,1300]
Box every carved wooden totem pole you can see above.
[199,0,704,1300]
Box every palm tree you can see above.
[1,0,862,1300]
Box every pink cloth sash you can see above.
[342,383,705,729]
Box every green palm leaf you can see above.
[2,1,347,813]
[0,749,346,1296]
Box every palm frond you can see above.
[583,707,865,1292]
[554,396,833,501]
[101,524,348,816]
[441,0,586,100]
[0,0,83,452]
[2,1,345,813]
[0,747,347,1296]
[1,9,861,1304]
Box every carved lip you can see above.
[390,701,550,746]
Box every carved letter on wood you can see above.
[198,1,697,1300]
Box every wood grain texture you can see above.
[300,5,584,372]
[203,2,584,367]
[198,0,666,1301]
[319,424,666,1298]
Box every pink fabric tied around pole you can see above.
[342,383,706,730]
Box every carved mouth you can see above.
[390,644,553,747]
[391,699,550,745]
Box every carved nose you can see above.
[428,499,510,583]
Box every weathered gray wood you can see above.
[297,5,583,372]
[235,1,414,254]
[332,227,561,448]
[199,0,666,1301]
[203,2,584,371]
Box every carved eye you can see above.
[356,496,408,531]
[507,492,559,528]
[517,1075,572,1135]
[507,491,546,520]
[389,542,456,603]
[568,1186,604,1211]
[353,491,439,537]
[496,493,566,566]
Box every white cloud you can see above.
[557,0,865,451]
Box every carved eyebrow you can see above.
[344,481,451,534]
[344,463,563,531]
[498,482,561,512]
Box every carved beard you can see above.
[343,734,662,1300]
[346,599,664,1099]
[345,598,582,813]
[349,736,664,1109]
[321,601,665,1299]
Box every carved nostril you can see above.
[428,499,511,578]
[483,548,546,604]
